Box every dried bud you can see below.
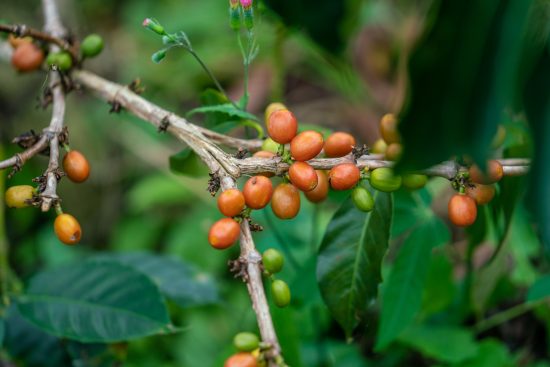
[142,18,165,35]
[229,0,239,9]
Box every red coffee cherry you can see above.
[324,132,356,158]
[271,183,300,219]
[328,163,361,190]
[290,130,324,161]
[243,176,273,209]
[217,189,246,217]
[267,109,298,144]
[63,150,91,183]
[252,150,276,177]
[305,170,329,203]
[466,184,496,205]
[469,160,503,184]
[208,218,240,249]
[224,353,257,367]
[288,162,318,192]
[54,213,82,245]
[448,194,477,227]
[11,42,45,72]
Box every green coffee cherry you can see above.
[262,249,284,274]
[5,185,35,208]
[369,167,402,192]
[261,138,279,154]
[351,186,374,212]
[47,52,72,70]
[271,279,291,308]
[233,332,260,352]
[402,174,428,190]
[81,34,104,58]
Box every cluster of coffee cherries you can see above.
[224,330,286,367]
[9,32,103,73]
[4,149,90,245]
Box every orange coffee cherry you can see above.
[288,162,318,192]
[466,184,496,205]
[448,194,477,227]
[380,113,400,144]
[11,42,45,72]
[243,176,273,209]
[305,170,329,203]
[469,160,504,184]
[63,150,91,183]
[271,183,300,219]
[217,189,246,217]
[267,109,298,144]
[252,150,276,177]
[385,143,403,161]
[290,130,324,161]
[8,34,33,49]
[324,132,356,158]
[54,213,82,245]
[208,218,240,249]
[224,353,258,367]
[328,163,361,190]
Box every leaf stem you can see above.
[473,299,545,334]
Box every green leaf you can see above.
[169,148,209,177]
[421,253,456,316]
[187,103,258,121]
[527,275,550,302]
[0,317,4,347]
[94,252,220,308]
[398,324,479,364]
[127,173,196,212]
[17,260,173,342]
[376,218,449,350]
[451,339,513,367]
[199,89,231,128]
[317,189,392,338]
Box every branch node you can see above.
[234,147,249,159]
[228,257,249,282]
[352,144,369,162]
[207,171,221,196]
[158,115,170,133]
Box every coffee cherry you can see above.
[8,34,32,49]
[54,213,82,245]
[233,332,260,352]
[267,109,298,144]
[264,102,287,125]
[11,42,44,72]
[369,167,402,192]
[328,163,360,191]
[260,138,279,154]
[304,170,329,203]
[252,150,276,177]
[380,113,400,144]
[271,279,291,308]
[288,162,318,192]
[47,52,73,71]
[271,183,300,219]
[324,132,356,158]
[63,150,90,183]
[217,189,246,217]
[469,160,503,184]
[81,34,104,58]
[466,184,496,205]
[371,138,387,154]
[352,186,374,212]
[290,130,324,161]
[224,353,258,367]
[385,143,403,161]
[448,194,477,227]
[262,248,284,274]
[5,185,35,208]
[243,176,273,209]
[208,218,240,249]
[402,174,428,190]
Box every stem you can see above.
[474,300,545,334]
[0,151,9,308]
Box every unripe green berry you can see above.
[369,167,402,192]
[55,52,72,71]
[233,332,260,352]
[352,186,374,212]
[262,249,284,274]
[81,34,104,58]
[402,174,428,190]
[271,279,291,308]
[261,138,279,154]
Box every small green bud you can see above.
[243,7,254,30]
[142,18,165,35]
[229,7,241,31]
[151,49,167,64]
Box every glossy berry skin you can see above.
[260,138,279,154]
[289,162,318,192]
[371,138,387,155]
[217,189,246,217]
[466,184,496,205]
[233,332,260,352]
[243,176,273,209]
[63,150,91,183]
[264,102,286,124]
[11,43,44,72]
[380,113,400,144]
[402,174,428,190]
[305,170,329,203]
[324,132,356,158]
[208,218,240,249]
[5,185,35,208]
[271,279,291,308]
[54,214,82,245]
[267,109,298,144]
[469,160,503,184]
[328,163,360,191]
[352,186,374,212]
[224,353,257,367]
[385,143,403,161]
[369,168,402,192]
[262,248,284,274]
[290,130,324,161]
[448,194,477,227]
[81,34,104,58]
[271,183,300,219]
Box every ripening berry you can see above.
[402,174,428,190]
[448,194,477,227]
[8,34,32,49]
[290,130,324,161]
[385,143,403,161]
[466,184,496,205]
[261,138,279,154]
[267,109,298,144]
[63,150,90,183]
[352,186,374,212]
[328,163,360,191]
[243,176,273,209]
[264,102,286,125]
[233,332,260,352]
[271,279,291,308]
[380,113,400,144]
[54,213,82,245]
[224,353,257,367]
[288,162,318,192]
[262,248,284,274]
[324,132,356,158]
[469,160,503,184]
[304,170,329,203]
[271,183,300,219]
[5,185,35,208]
[217,189,246,217]
[208,218,240,249]
[11,42,44,72]
[371,138,387,155]
[369,167,402,192]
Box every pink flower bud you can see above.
[240,0,252,9]
[142,18,165,35]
